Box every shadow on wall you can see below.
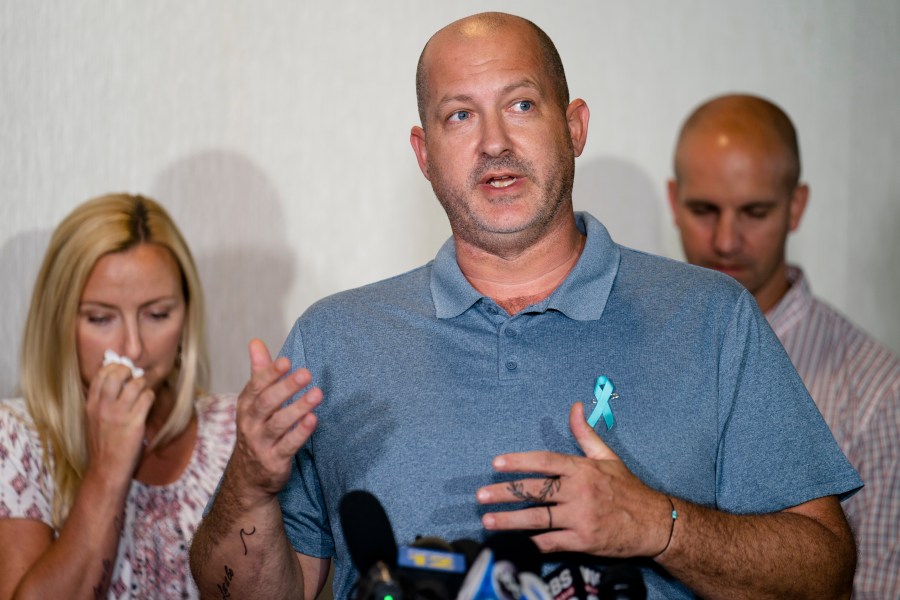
[0,230,53,398]
[573,156,663,256]
[841,184,900,355]
[151,150,297,395]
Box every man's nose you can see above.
[712,214,741,256]
[479,112,512,157]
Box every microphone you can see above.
[544,562,645,600]
[340,490,404,600]
[398,536,468,599]
[597,565,646,600]
[543,563,586,600]
[455,533,551,600]
[455,545,515,600]
[545,563,647,600]
[450,539,483,568]
[579,564,601,600]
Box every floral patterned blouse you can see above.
[0,393,236,599]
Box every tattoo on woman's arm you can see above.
[92,559,113,600]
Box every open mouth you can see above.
[486,175,518,189]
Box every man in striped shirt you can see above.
[668,93,900,598]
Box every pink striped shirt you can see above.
[767,267,900,599]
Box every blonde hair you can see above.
[20,194,209,528]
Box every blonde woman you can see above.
[0,194,236,598]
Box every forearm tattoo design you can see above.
[92,559,113,600]
[239,527,256,556]
[218,564,234,599]
[507,476,561,502]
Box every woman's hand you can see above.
[83,363,156,483]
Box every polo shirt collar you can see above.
[430,211,620,320]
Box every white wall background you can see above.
[2,0,898,397]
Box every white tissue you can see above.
[102,349,145,378]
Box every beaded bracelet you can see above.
[654,496,678,558]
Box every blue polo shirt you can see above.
[278,212,860,599]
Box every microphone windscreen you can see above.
[598,564,647,600]
[339,490,399,572]
[413,536,456,552]
[450,539,482,568]
[518,572,553,600]
[483,532,542,575]
[543,563,586,600]
[454,548,498,600]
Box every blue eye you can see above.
[448,110,470,122]
[513,100,533,112]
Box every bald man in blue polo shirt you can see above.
[191,12,860,600]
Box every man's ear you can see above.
[667,179,681,226]
[409,125,431,181]
[788,183,809,231]
[566,99,590,157]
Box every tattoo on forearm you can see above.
[218,564,234,599]
[239,527,256,555]
[507,476,561,502]
[92,559,113,600]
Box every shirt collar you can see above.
[430,212,620,320]
[765,265,814,334]
[430,236,483,318]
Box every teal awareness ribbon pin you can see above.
[587,375,618,430]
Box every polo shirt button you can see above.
[506,360,518,371]
[505,328,517,337]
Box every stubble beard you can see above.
[430,147,576,258]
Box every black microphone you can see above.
[544,561,646,600]
[579,563,601,600]
[485,532,542,576]
[543,563,586,600]
[339,490,404,600]
[597,565,646,600]
[450,539,482,570]
[456,532,551,600]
